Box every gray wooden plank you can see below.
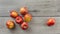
[0,17,60,34]
[0,0,60,17]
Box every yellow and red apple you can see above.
[6,20,15,29]
[20,7,28,15]
[10,10,18,18]
[24,14,32,22]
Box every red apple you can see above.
[20,7,28,15]
[15,16,23,24]
[47,18,55,26]
[10,10,18,18]
[21,22,28,30]
[6,20,15,29]
[24,14,32,22]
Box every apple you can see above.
[24,14,32,22]
[47,18,55,26]
[20,7,28,15]
[10,10,18,18]
[15,16,23,24]
[6,20,15,29]
[21,22,28,30]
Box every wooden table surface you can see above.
[0,0,60,34]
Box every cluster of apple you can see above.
[6,7,56,30]
[6,7,32,30]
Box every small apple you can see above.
[24,14,32,22]
[10,10,18,18]
[20,7,28,15]
[21,22,28,30]
[47,18,55,26]
[15,16,23,24]
[6,20,15,29]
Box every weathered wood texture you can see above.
[0,0,60,34]
[0,0,59,17]
[0,17,60,34]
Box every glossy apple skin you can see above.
[6,20,15,29]
[21,22,28,30]
[24,14,32,22]
[15,16,23,24]
[10,10,18,18]
[20,7,28,15]
[47,18,55,26]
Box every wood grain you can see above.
[0,0,59,17]
[0,17,60,34]
[0,0,60,34]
